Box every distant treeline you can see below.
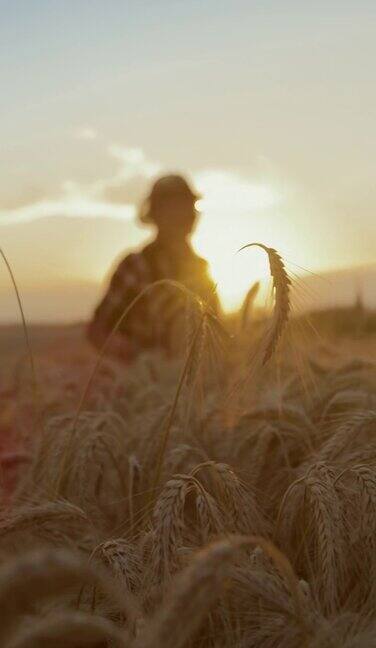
[297,304,376,337]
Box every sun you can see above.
[192,171,281,312]
[194,228,271,312]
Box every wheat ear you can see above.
[54,279,203,496]
[0,549,136,641]
[238,243,291,364]
[0,500,89,539]
[6,611,127,648]
[136,535,305,648]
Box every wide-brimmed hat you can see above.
[138,174,201,223]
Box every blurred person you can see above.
[87,174,220,362]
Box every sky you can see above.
[1,1,375,320]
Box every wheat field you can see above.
[1,247,376,647]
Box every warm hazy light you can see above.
[193,172,281,312]
[194,227,271,312]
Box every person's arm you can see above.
[87,256,140,363]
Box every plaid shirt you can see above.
[88,240,219,358]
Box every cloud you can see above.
[75,126,98,141]
[0,140,282,230]
[0,197,135,225]
[0,187,46,211]
[0,143,161,225]
[95,145,162,205]
[108,145,161,181]
[193,169,282,215]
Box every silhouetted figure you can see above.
[87,175,219,362]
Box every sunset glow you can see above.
[195,236,271,313]
[1,2,375,322]
[192,174,281,311]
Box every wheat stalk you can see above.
[0,247,40,430]
[240,280,260,331]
